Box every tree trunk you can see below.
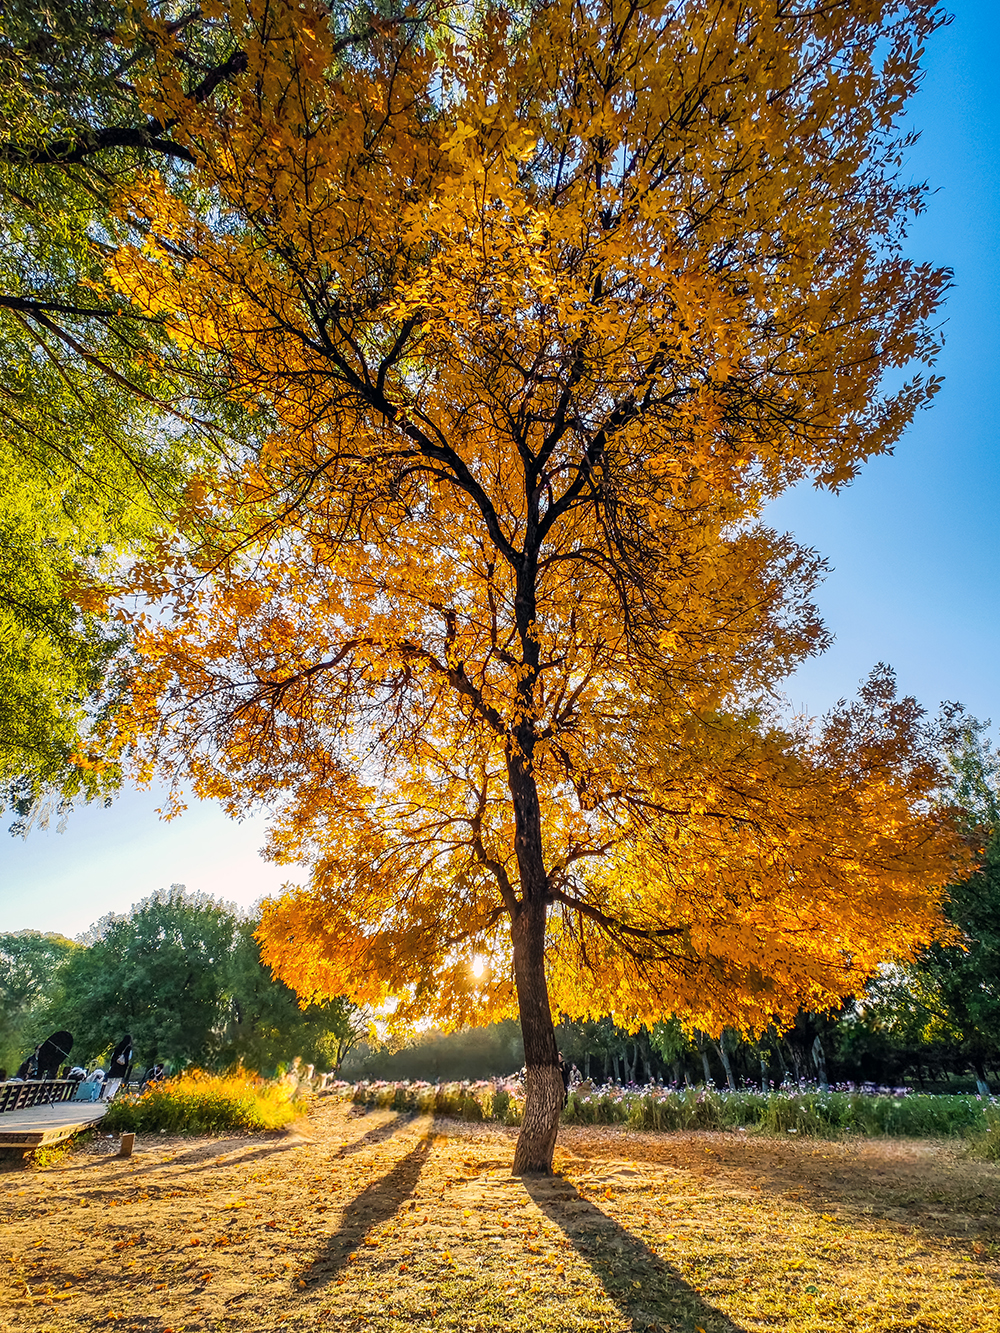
[640,1033,653,1085]
[771,1032,791,1083]
[973,1056,991,1098]
[713,1035,737,1092]
[583,1052,591,1080]
[696,1031,713,1085]
[510,902,563,1175]
[812,1035,829,1091]
[789,1042,804,1084]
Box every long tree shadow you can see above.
[299,1132,436,1290]
[331,1112,405,1157]
[73,1116,410,1190]
[523,1175,749,1333]
[610,1133,1000,1251]
[79,1136,303,1182]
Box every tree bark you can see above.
[696,1030,713,1085]
[640,1033,653,1085]
[714,1034,738,1092]
[812,1035,829,1091]
[757,1044,770,1094]
[511,902,563,1174]
[700,1048,713,1086]
[973,1056,991,1098]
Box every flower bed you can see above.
[329,1077,999,1139]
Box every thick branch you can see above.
[0,294,159,322]
[547,884,687,942]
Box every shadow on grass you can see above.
[74,1135,301,1181]
[524,1175,748,1333]
[299,1132,437,1289]
[70,1114,410,1187]
[607,1131,1000,1249]
[332,1112,405,1157]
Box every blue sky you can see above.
[767,0,999,724]
[1,2,997,937]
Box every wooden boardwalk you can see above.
[0,1100,106,1148]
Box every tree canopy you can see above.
[859,724,1000,1094]
[0,0,250,826]
[0,929,77,1072]
[7,0,967,1170]
[61,886,239,1067]
[40,886,359,1072]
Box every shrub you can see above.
[971,1104,1000,1162]
[102,1069,307,1134]
[331,1077,998,1140]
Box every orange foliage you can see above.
[110,1,963,1043]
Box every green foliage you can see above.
[220,918,369,1075]
[57,886,238,1067]
[29,887,365,1074]
[918,833,1000,1083]
[842,724,1000,1092]
[344,1020,524,1082]
[0,0,224,827]
[945,720,1000,835]
[648,1020,690,1066]
[0,929,77,1071]
[102,1069,306,1134]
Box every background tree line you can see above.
[0,886,369,1078]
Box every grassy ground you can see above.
[1,1097,999,1331]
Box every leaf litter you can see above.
[1,1098,998,1331]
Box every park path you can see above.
[1,1097,999,1332]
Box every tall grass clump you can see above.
[103,1070,307,1134]
[971,1103,1000,1162]
[334,1078,997,1140]
[343,1079,524,1124]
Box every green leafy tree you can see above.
[220,918,370,1075]
[0,0,248,825]
[58,886,238,1068]
[649,1020,695,1086]
[0,929,78,1072]
[908,726,1000,1092]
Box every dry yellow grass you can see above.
[2,1097,998,1331]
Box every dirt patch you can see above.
[1,1099,999,1331]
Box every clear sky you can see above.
[1,2,997,938]
[768,0,999,726]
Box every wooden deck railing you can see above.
[0,1079,79,1114]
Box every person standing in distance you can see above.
[103,1035,133,1101]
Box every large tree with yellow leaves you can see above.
[107,0,963,1170]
